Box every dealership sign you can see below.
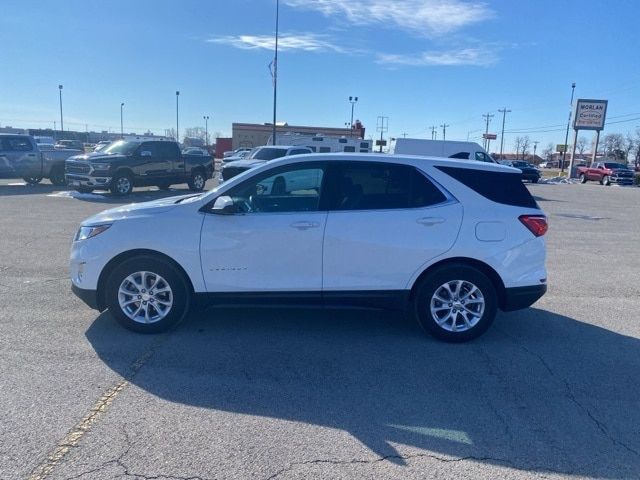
[573,99,608,131]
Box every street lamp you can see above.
[58,85,64,135]
[203,115,210,146]
[561,82,576,173]
[176,91,180,143]
[348,96,358,137]
[120,103,125,139]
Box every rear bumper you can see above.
[71,283,101,310]
[502,284,547,311]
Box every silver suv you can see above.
[220,146,313,181]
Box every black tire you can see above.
[157,182,172,191]
[187,169,206,192]
[49,165,67,186]
[23,176,42,185]
[602,175,611,186]
[413,264,497,342]
[531,177,539,184]
[110,171,134,196]
[580,174,587,184]
[105,255,191,333]
[75,187,94,194]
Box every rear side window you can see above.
[1,136,33,151]
[326,162,446,211]
[449,152,470,159]
[436,166,538,208]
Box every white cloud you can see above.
[283,0,493,37]
[208,33,348,53]
[377,48,495,67]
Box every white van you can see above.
[393,138,496,163]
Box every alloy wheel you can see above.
[429,280,485,332]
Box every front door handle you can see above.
[290,221,320,230]
[417,217,445,226]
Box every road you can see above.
[1,179,639,479]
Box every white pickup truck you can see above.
[0,134,83,185]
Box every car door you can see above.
[322,161,463,292]
[135,142,170,180]
[0,136,41,179]
[200,161,327,293]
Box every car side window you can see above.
[475,152,489,162]
[289,149,309,156]
[449,152,470,159]
[3,137,33,151]
[225,164,325,213]
[326,162,446,211]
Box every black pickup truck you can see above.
[65,139,213,195]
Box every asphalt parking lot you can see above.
[1,179,639,480]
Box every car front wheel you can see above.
[413,264,497,342]
[580,174,587,183]
[110,172,134,196]
[105,255,190,333]
[602,175,611,186]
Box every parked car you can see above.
[70,154,547,342]
[55,139,85,151]
[182,147,208,156]
[65,139,214,195]
[394,139,496,163]
[577,162,634,186]
[0,133,82,185]
[499,160,541,183]
[220,145,313,181]
[93,141,111,152]
[222,149,252,163]
[223,148,251,158]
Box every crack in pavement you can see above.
[497,327,640,459]
[28,335,168,480]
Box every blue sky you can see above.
[1,0,639,152]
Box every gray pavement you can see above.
[1,179,639,479]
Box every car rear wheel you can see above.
[110,171,134,196]
[49,165,67,186]
[105,256,190,333]
[413,264,497,342]
[580,174,587,184]
[188,170,206,191]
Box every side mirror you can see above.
[140,150,152,157]
[211,195,237,215]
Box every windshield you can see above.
[102,140,139,155]
[249,147,288,161]
[604,163,628,170]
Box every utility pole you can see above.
[203,115,210,146]
[401,132,407,138]
[120,103,124,139]
[440,123,450,141]
[532,140,539,162]
[430,126,437,140]
[348,96,358,137]
[482,113,494,150]
[271,0,279,145]
[498,108,511,160]
[376,116,388,153]
[58,85,64,135]
[175,91,180,143]
[561,82,576,174]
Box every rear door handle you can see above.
[417,217,445,226]
[290,221,320,230]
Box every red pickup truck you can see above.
[577,162,635,186]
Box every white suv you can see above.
[70,154,547,342]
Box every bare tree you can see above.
[623,133,635,164]
[576,136,588,158]
[184,127,207,141]
[602,133,625,160]
[542,142,554,162]
[513,137,523,160]
[520,135,531,160]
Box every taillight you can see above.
[519,215,548,237]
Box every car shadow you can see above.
[0,182,214,203]
[86,307,640,477]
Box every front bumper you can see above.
[610,176,634,185]
[65,174,112,188]
[502,284,547,311]
[71,283,101,310]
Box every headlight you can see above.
[92,163,110,170]
[75,224,112,241]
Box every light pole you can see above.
[203,115,209,146]
[175,91,180,143]
[348,96,358,137]
[271,0,279,145]
[498,107,511,160]
[561,82,576,174]
[120,103,124,139]
[58,85,64,136]
[440,123,450,140]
